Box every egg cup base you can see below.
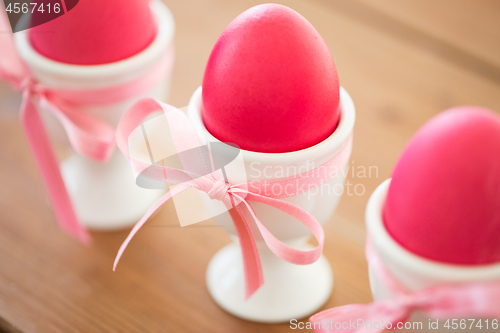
[206,242,333,323]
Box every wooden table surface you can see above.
[1,0,499,332]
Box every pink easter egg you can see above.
[202,4,340,153]
[384,107,500,265]
[29,0,157,65]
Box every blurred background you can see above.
[0,0,499,332]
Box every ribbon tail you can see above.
[228,201,264,300]
[20,93,90,244]
[113,182,193,271]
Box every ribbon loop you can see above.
[40,96,116,162]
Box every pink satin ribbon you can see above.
[310,239,500,332]
[0,11,174,243]
[113,98,353,299]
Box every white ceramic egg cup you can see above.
[13,0,175,230]
[367,179,500,332]
[187,86,356,323]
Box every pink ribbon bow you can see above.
[310,240,500,332]
[0,10,173,243]
[113,98,353,299]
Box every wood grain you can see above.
[356,0,500,75]
[314,0,500,85]
[0,0,499,332]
